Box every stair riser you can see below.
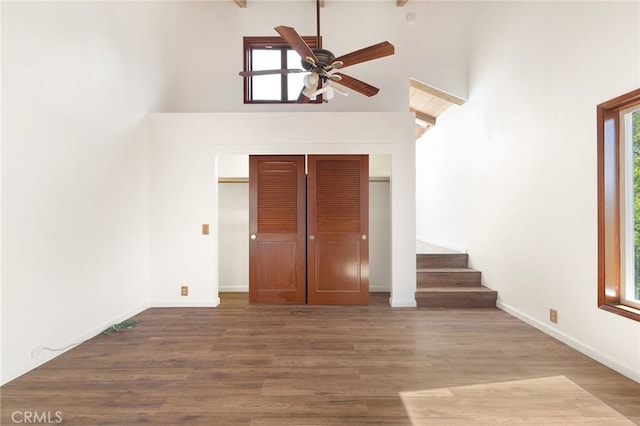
[417,253,468,269]
[417,271,482,287]
[415,292,497,308]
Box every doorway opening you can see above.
[217,154,391,300]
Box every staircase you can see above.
[416,247,497,308]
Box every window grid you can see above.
[243,36,321,104]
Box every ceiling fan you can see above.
[238,0,395,102]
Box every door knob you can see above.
[250,234,257,240]
[309,235,315,240]
[362,234,368,240]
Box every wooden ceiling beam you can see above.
[233,0,247,8]
[410,78,466,106]
[397,0,409,7]
[410,108,437,127]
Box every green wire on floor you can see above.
[102,320,137,335]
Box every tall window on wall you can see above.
[597,88,640,322]
[243,36,320,104]
[622,106,640,308]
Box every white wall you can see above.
[148,112,415,308]
[1,2,176,384]
[217,155,392,293]
[417,1,640,382]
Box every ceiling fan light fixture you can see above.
[331,85,348,96]
[302,87,317,98]
[303,73,319,88]
[302,48,336,70]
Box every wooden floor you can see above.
[2,293,639,425]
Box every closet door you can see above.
[249,156,306,303]
[307,155,369,304]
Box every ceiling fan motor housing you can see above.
[302,48,336,70]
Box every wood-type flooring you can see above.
[1,293,639,425]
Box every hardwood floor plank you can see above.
[2,292,638,425]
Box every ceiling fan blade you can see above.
[239,68,305,77]
[333,41,395,68]
[275,26,319,64]
[331,73,380,97]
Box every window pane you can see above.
[252,75,281,101]
[287,50,305,101]
[286,48,303,69]
[623,107,640,307]
[252,49,281,70]
[251,49,281,100]
[634,109,640,301]
[287,75,306,101]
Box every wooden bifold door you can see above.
[249,155,369,305]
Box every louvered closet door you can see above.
[249,156,306,304]
[307,155,369,305]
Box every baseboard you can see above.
[497,301,640,384]
[151,298,220,308]
[416,235,467,253]
[390,297,417,308]
[1,302,150,386]
[219,284,249,292]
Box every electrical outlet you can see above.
[550,309,558,324]
[31,346,44,358]
[181,286,189,296]
[202,224,209,235]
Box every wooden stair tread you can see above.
[417,253,469,269]
[416,286,496,293]
[416,253,467,257]
[417,267,479,273]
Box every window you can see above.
[243,36,320,104]
[597,88,640,322]
[621,107,640,309]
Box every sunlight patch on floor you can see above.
[400,375,633,425]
